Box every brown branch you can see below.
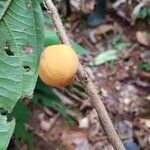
[43,0,125,149]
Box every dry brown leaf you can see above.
[70,0,95,13]
[89,25,114,43]
[140,119,150,128]
[70,0,81,11]
[61,128,90,150]
[146,95,150,101]
[93,24,114,35]
[138,71,150,80]
[140,50,150,61]
[136,31,150,47]
[112,0,126,9]
[81,0,95,14]
[92,141,114,150]
[48,118,67,141]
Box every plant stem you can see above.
[44,0,125,149]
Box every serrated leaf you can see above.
[93,49,118,66]
[0,114,15,150]
[0,0,44,112]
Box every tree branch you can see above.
[44,0,125,149]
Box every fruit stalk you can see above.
[44,0,125,149]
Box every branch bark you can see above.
[44,0,125,149]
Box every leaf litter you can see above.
[10,0,150,149]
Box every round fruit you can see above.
[38,44,79,87]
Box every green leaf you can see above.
[0,0,12,19]
[112,35,121,45]
[112,36,131,50]
[138,62,150,71]
[93,49,118,66]
[131,2,144,22]
[11,101,33,150]
[44,29,88,55]
[34,78,69,120]
[0,114,15,150]
[44,29,60,47]
[71,41,89,55]
[92,35,130,66]
[0,0,44,112]
[112,35,131,51]
[114,42,131,50]
[44,15,53,25]
[139,6,150,19]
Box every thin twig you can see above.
[43,0,125,149]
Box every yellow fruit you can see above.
[38,44,79,87]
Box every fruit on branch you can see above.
[39,44,79,87]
